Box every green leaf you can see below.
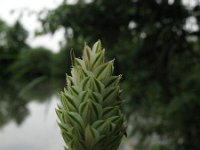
[107,134,123,150]
[64,146,71,150]
[108,116,123,125]
[59,123,73,142]
[66,75,73,86]
[85,125,99,149]
[94,60,114,80]
[79,100,103,124]
[93,78,104,93]
[90,92,103,104]
[74,58,86,69]
[103,86,119,107]
[92,119,114,134]
[92,40,102,53]
[59,92,69,111]
[92,120,105,129]
[103,106,120,119]
[91,50,104,69]
[55,108,65,123]
[66,112,85,130]
[83,44,91,68]
[70,67,81,85]
[104,75,122,88]
[63,92,79,112]
[68,85,79,96]
[78,91,89,103]
[81,77,91,91]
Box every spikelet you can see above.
[56,41,126,150]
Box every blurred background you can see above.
[0,0,200,150]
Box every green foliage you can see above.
[40,0,200,149]
[9,47,53,81]
[57,41,126,150]
[3,21,28,53]
[0,20,28,79]
[51,48,71,77]
[0,19,67,127]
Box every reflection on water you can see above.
[0,79,132,150]
[0,78,65,128]
[0,96,132,150]
[0,77,65,149]
[0,96,64,150]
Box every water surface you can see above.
[0,96,64,150]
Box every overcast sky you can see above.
[0,0,65,52]
[0,0,199,52]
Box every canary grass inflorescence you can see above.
[56,41,126,150]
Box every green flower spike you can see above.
[56,40,126,150]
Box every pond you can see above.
[0,96,64,150]
[0,82,132,150]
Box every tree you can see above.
[0,19,63,127]
[10,47,53,81]
[0,20,28,80]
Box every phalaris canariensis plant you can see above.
[56,41,126,150]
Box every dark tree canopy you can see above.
[0,20,28,80]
